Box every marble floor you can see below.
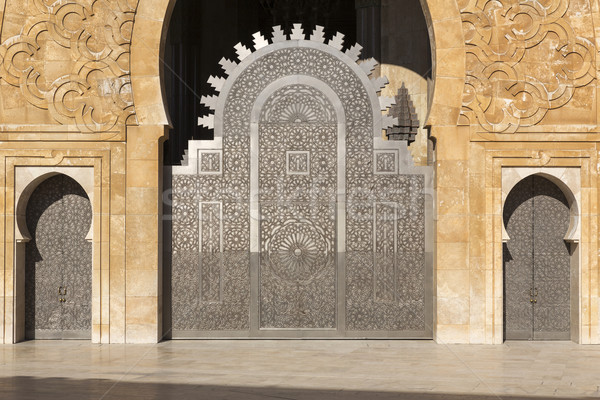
[1,340,600,399]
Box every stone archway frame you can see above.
[485,149,597,345]
[501,167,581,343]
[131,0,466,342]
[15,167,94,243]
[502,168,581,244]
[417,0,465,128]
[130,0,466,134]
[2,153,110,345]
[130,0,174,128]
[14,168,94,341]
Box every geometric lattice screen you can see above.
[167,25,433,338]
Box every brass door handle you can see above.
[58,286,67,302]
[529,288,534,303]
[529,288,538,303]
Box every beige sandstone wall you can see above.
[0,0,166,343]
[434,0,600,344]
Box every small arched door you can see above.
[503,175,572,340]
[25,175,92,339]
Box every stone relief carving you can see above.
[460,0,596,132]
[171,25,432,336]
[0,0,136,132]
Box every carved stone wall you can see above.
[168,25,433,338]
[432,0,600,346]
[2,0,596,345]
[0,0,137,135]
[0,0,163,344]
[460,0,597,132]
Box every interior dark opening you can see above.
[163,0,431,165]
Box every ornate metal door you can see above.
[258,85,338,329]
[169,25,433,338]
[25,175,92,339]
[503,175,571,340]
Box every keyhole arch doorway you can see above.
[502,173,579,341]
[23,174,93,340]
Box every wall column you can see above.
[434,125,471,343]
[125,125,167,343]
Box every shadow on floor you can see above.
[0,376,595,400]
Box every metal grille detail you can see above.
[169,28,433,338]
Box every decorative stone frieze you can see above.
[0,0,137,132]
[460,0,596,132]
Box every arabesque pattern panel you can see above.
[0,0,137,132]
[460,0,596,132]
[170,26,432,337]
[258,85,337,329]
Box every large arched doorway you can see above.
[503,175,572,341]
[130,0,466,343]
[167,22,434,338]
[25,175,93,340]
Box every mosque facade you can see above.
[0,0,598,345]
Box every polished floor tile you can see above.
[1,340,600,399]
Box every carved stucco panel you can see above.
[0,0,137,132]
[460,0,597,132]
